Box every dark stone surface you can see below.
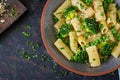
[0,0,119,80]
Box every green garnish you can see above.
[99,24,104,30]
[9,7,17,17]
[26,24,31,29]
[21,51,31,60]
[80,3,85,10]
[22,31,31,38]
[82,0,93,5]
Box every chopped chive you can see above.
[9,7,17,17]
[26,24,31,29]
[21,51,31,60]
[80,3,85,10]
[22,31,31,38]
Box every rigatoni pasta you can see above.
[78,36,86,47]
[93,0,106,21]
[114,23,120,32]
[53,0,120,67]
[112,42,120,58]
[54,19,65,32]
[86,46,101,67]
[69,31,78,53]
[71,18,85,36]
[71,0,87,12]
[106,30,115,42]
[107,3,117,26]
[99,21,108,34]
[54,39,74,60]
[54,0,71,20]
[83,7,95,19]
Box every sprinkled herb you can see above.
[32,55,38,58]
[100,58,108,63]
[110,17,112,21]
[21,51,31,60]
[99,24,104,30]
[26,41,34,46]
[76,30,81,32]
[85,32,90,39]
[101,13,104,16]
[93,58,96,61]
[26,24,31,29]
[82,0,92,5]
[22,31,31,38]
[9,7,17,17]
[16,50,19,54]
[15,27,19,32]
[41,54,47,61]
[60,47,65,50]
[53,63,58,69]
[80,3,85,10]
[110,71,115,75]
[58,71,68,76]
[32,45,35,51]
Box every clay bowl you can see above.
[41,0,120,76]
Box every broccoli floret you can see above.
[103,0,115,12]
[59,24,72,38]
[63,6,78,21]
[82,0,93,5]
[55,24,72,46]
[55,32,70,46]
[53,15,59,23]
[99,42,117,56]
[82,18,100,34]
[71,50,89,63]
[100,57,109,63]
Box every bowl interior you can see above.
[42,0,120,76]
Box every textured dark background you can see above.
[0,0,119,80]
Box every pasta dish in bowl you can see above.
[41,0,120,76]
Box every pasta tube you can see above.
[78,36,86,47]
[54,39,74,60]
[106,30,115,42]
[72,0,87,12]
[71,18,85,36]
[69,31,78,53]
[114,23,120,32]
[93,0,106,21]
[99,21,108,34]
[86,46,101,67]
[54,0,71,20]
[107,3,117,26]
[112,42,120,58]
[83,7,95,19]
[54,19,65,32]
